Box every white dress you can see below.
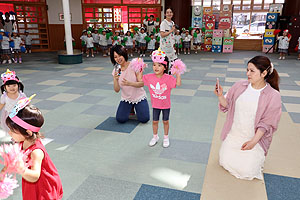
[0,92,26,134]
[219,84,266,180]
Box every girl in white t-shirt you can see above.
[99,30,108,57]
[174,30,182,55]
[138,28,147,57]
[147,34,156,56]
[277,29,291,60]
[193,28,202,54]
[86,31,94,58]
[125,31,134,57]
[12,30,23,63]
[92,29,100,54]
[0,29,12,64]
[183,30,192,54]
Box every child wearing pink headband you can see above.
[0,69,26,141]
[2,95,63,200]
[143,48,182,148]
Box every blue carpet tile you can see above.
[134,184,201,200]
[95,117,140,133]
[264,173,300,200]
[288,112,300,123]
[213,60,229,63]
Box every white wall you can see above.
[47,0,82,24]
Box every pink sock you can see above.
[164,135,168,139]
[153,134,158,139]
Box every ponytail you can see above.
[265,68,280,91]
[248,56,280,91]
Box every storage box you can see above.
[263,37,275,45]
[262,45,274,53]
[212,37,223,45]
[213,29,223,37]
[212,45,222,53]
[223,45,233,53]
[223,37,234,45]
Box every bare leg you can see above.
[152,121,159,135]
[163,120,169,136]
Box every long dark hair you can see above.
[248,56,280,91]
[110,45,128,65]
[161,56,169,74]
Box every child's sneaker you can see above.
[195,51,197,54]
[2,60,7,64]
[8,59,12,64]
[178,52,180,55]
[86,55,89,58]
[92,54,94,57]
[14,59,17,63]
[188,52,190,55]
[149,135,159,147]
[130,54,133,57]
[184,52,186,55]
[163,136,170,148]
[140,54,143,57]
[282,57,285,60]
[278,57,282,60]
[19,58,22,63]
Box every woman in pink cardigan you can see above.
[214,56,282,180]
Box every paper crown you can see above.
[1,69,19,84]
[151,48,166,64]
[9,94,41,132]
[9,94,36,119]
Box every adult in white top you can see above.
[160,7,177,66]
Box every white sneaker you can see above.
[2,60,7,64]
[184,52,186,55]
[86,55,89,58]
[178,52,180,55]
[282,57,285,60]
[140,54,142,57]
[131,54,133,57]
[188,52,190,55]
[279,57,282,60]
[14,60,17,63]
[143,54,145,57]
[8,59,12,64]
[149,136,159,147]
[195,51,197,54]
[92,54,94,57]
[29,50,32,53]
[163,137,170,148]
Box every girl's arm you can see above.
[0,103,4,110]
[19,149,44,183]
[176,74,181,86]
[122,72,144,88]
[113,72,121,93]
[241,129,265,150]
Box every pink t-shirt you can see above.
[112,62,147,104]
[143,73,176,109]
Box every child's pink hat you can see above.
[1,69,19,84]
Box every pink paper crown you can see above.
[151,48,167,65]
[1,69,19,84]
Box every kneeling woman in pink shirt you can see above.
[143,49,181,148]
[111,45,150,123]
[214,56,282,180]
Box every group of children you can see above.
[0,29,32,64]
[0,69,63,199]
[80,27,161,58]
[80,26,205,58]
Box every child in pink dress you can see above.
[143,48,181,148]
[2,95,63,200]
